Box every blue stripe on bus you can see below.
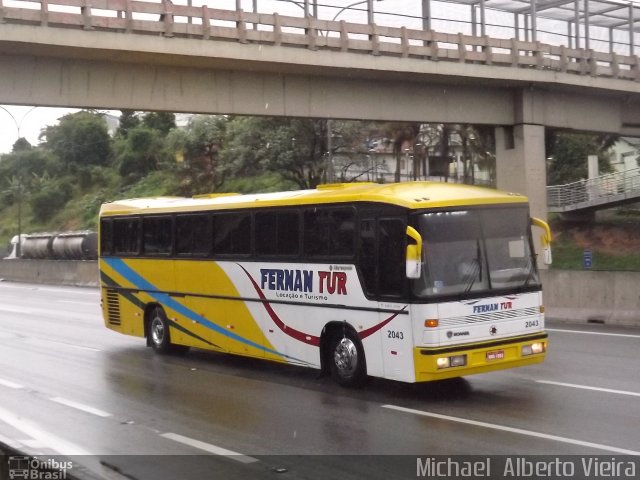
[103,257,308,363]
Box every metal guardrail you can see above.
[547,167,640,212]
[1,0,640,82]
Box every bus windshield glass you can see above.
[412,206,539,298]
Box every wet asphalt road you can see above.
[0,282,639,479]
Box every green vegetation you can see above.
[0,112,497,247]
[0,111,374,245]
[550,213,640,271]
[1,110,638,273]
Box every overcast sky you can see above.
[0,0,424,154]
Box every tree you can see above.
[377,123,421,182]
[221,117,332,190]
[142,112,176,137]
[116,110,140,138]
[12,137,32,152]
[546,131,615,185]
[40,110,112,171]
[166,115,228,194]
[114,125,168,183]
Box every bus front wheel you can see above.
[329,330,367,387]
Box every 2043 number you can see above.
[525,320,540,328]
[387,330,404,340]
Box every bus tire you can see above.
[328,329,367,387]
[148,305,174,355]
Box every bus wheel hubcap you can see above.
[151,318,165,345]
[334,338,357,375]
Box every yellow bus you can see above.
[99,181,551,387]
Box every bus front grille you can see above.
[440,307,540,326]
[106,290,121,325]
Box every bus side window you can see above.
[255,211,300,256]
[100,219,113,255]
[303,207,355,258]
[212,213,251,256]
[358,218,377,296]
[176,213,212,257]
[143,216,173,256]
[330,208,355,257]
[113,217,141,256]
[378,218,406,297]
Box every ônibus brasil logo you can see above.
[8,456,73,480]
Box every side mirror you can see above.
[406,226,423,279]
[531,217,552,265]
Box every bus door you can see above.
[360,217,414,382]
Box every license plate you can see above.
[486,350,505,361]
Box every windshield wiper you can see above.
[463,240,483,293]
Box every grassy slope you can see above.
[550,211,640,271]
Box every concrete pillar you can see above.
[587,154,599,178]
[495,123,548,268]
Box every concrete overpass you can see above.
[2,0,640,235]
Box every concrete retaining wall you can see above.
[0,259,98,287]
[540,270,640,326]
[0,260,638,326]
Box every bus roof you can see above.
[99,181,528,216]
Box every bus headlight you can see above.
[436,357,450,369]
[436,354,467,369]
[522,342,546,356]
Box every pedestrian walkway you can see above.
[547,167,640,213]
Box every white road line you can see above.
[0,377,24,389]
[0,404,94,456]
[0,306,34,315]
[0,284,97,296]
[49,397,113,418]
[26,338,102,352]
[0,433,22,449]
[58,300,97,306]
[547,328,640,339]
[382,404,640,456]
[537,380,640,398]
[161,432,258,464]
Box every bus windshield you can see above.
[412,206,540,299]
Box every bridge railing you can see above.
[1,0,640,82]
[547,167,640,210]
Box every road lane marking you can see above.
[0,377,24,389]
[0,306,34,315]
[49,397,113,418]
[0,404,94,456]
[58,300,98,306]
[537,380,640,397]
[161,432,258,464]
[382,404,640,455]
[0,284,97,296]
[25,337,102,352]
[547,328,640,339]
[0,433,22,449]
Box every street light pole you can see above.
[0,105,38,147]
[0,105,38,259]
[331,0,382,23]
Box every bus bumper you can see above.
[413,333,548,382]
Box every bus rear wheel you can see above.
[329,330,367,387]
[148,306,188,355]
